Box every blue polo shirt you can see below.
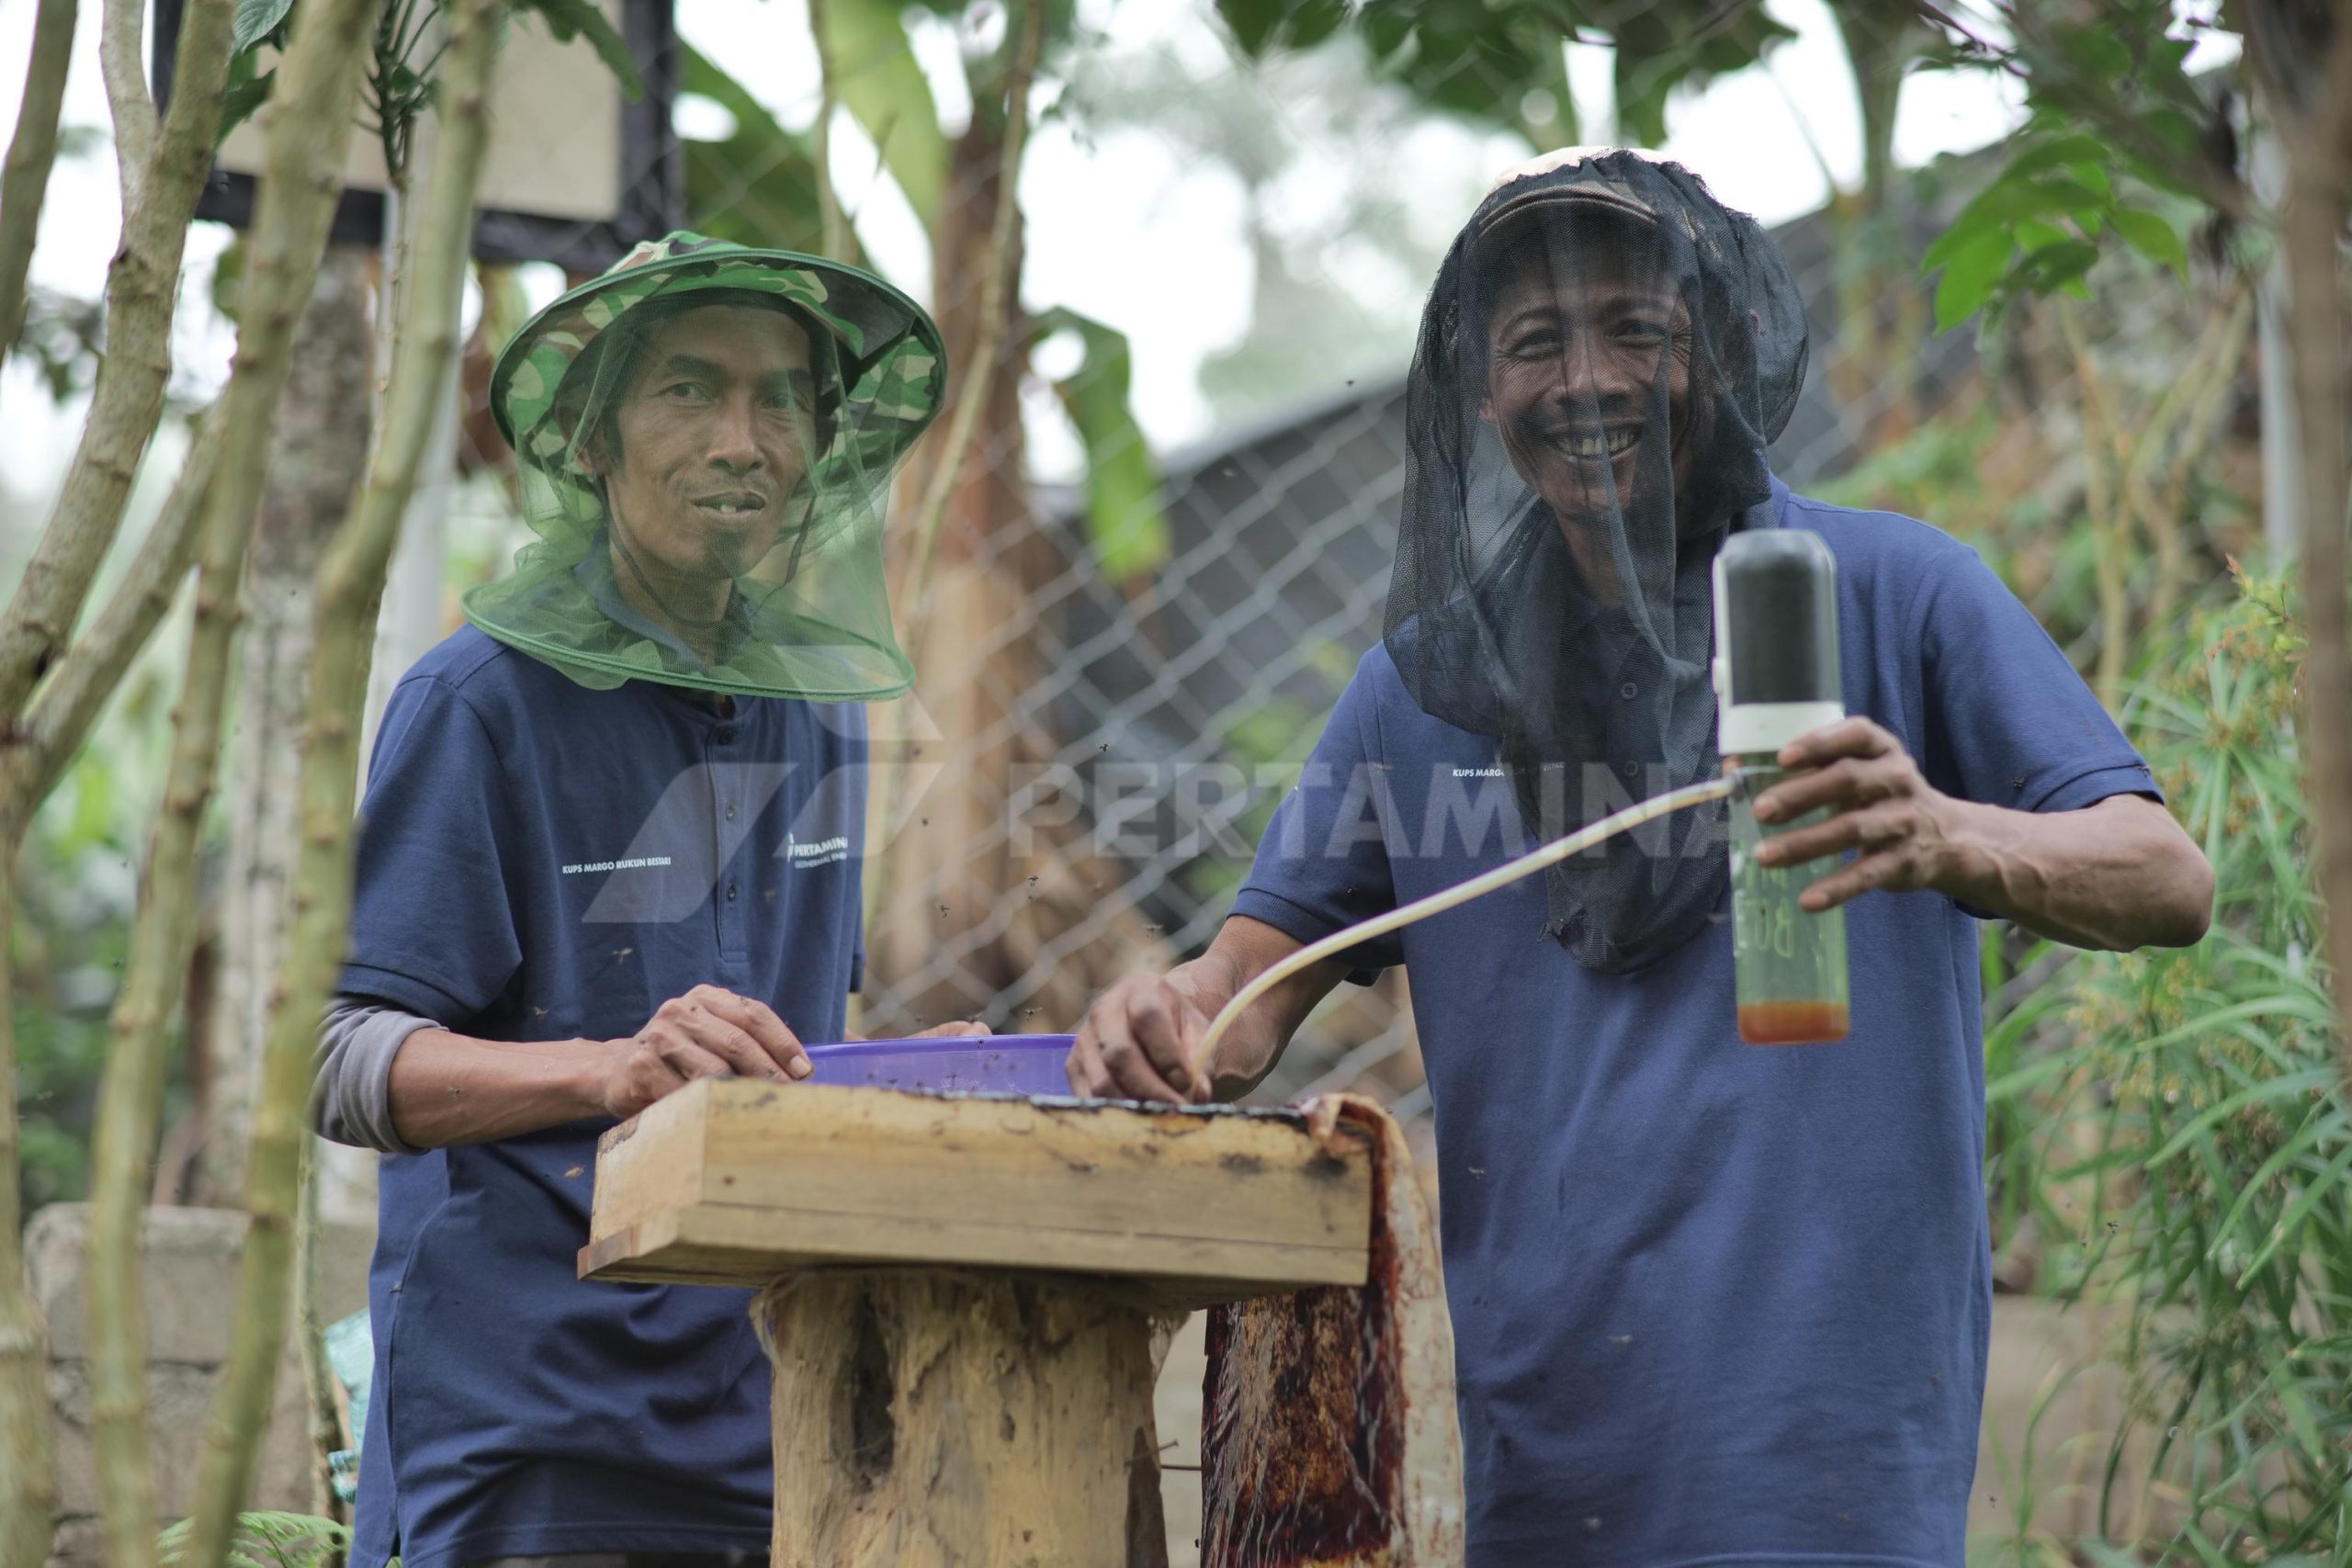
[341,625,867,1568]
[1231,479,2157,1567]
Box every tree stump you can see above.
[757,1270,1167,1568]
[580,1081,1376,1568]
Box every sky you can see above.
[0,0,2110,500]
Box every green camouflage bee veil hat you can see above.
[474,231,947,700]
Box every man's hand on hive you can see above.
[589,985,811,1119]
[1068,973,1210,1104]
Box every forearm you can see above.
[1939,795,2213,951]
[315,998,436,1152]
[384,1028,605,1148]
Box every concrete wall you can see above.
[27,1203,375,1568]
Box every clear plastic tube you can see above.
[1186,776,1737,1087]
[1726,760,1849,1044]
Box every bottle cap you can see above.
[1712,528,1844,756]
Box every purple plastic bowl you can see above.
[800,1034,1075,1096]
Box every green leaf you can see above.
[514,0,645,99]
[2002,132,2112,184]
[678,43,825,254]
[1989,173,2109,225]
[230,0,295,56]
[217,64,276,147]
[819,0,948,227]
[2143,1066,2339,1169]
[1317,0,1781,150]
[1931,226,2009,333]
[2238,1138,2352,1277]
[1282,0,1347,51]
[2141,104,2202,158]
[1923,174,2103,273]
[1216,0,1345,56]
[160,1512,352,1568]
[1920,210,1993,272]
[1215,0,1279,53]
[2054,22,2132,85]
[1613,43,1675,151]
[2110,205,2188,279]
[1033,307,1171,583]
[2012,218,2070,254]
[2013,239,2099,297]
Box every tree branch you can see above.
[0,0,235,728]
[182,3,497,1564]
[19,413,222,804]
[98,0,155,209]
[0,0,79,365]
[1989,0,2257,228]
[293,1139,345,1521]
[83,400,253,1568]
[0,858,48,1568]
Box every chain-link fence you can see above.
[372,0,2267,1167]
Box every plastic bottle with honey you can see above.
[1712,529,1849,1045]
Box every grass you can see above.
[1974,573,2350,1563]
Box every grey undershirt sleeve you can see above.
[313,995,437,1156]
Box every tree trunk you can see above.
[84,275,282,1568]
[2279,143,2352,1093]
[863,95,1167,1037]
[0,835,54,1568]
[195,246,378,1205]
[755,1269,1168,1568]
[179,3,492,1558]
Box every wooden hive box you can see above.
[578,1078,1375,1308]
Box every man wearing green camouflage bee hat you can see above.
[311,234,985,1568]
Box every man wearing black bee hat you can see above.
[1073,151,2212,1564]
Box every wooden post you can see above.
[758,1270,1166,1567]
[582,1080,1375,1566]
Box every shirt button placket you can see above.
[711,721,745,963]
